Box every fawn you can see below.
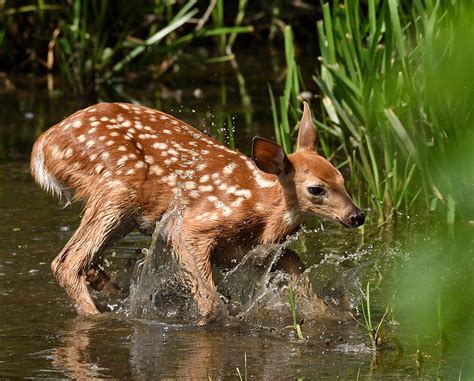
[30,101,364,322]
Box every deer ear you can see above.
[297,101,317,152]
[252,137,291,176]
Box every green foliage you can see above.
[288,284,304,340]
[268,0,472,223]
[356,282,389,350]
[1,0,253,93]
[269,25,302,154]
[315,0,471,222]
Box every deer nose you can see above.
[349,209,365,227]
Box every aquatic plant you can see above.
[236,352,248,381]
[288,284,304,340]
[354,282,389,351]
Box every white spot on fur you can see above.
[64,147,74,159]
[189,190,199,198]
[117,155,128,167]
[254,174,277,188]
[78,134,86,143]
[231,197,244,207]
[223,163,235,175]
[144,155,154,165]
[199,174,210,183]
[198,185,213,192]
[235,189,252,198]
[118,145,127,151]
[150,165,164,176]
[184,181,196,190]
[72,120,82,128]
[153,142,168,150]
[162,174,177,186]
[101,152,110,160]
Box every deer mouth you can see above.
[336,217,353,228]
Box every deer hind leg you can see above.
[51,200,135,315]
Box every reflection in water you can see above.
[52,313,369,379]
[53,318,110,380]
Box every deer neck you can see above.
[258,179,305,244]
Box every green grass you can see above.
[271,0,472,223]
[1,0,253,93]
[288,284,304,340]
[269,25,302,154]
[356,282,389,351]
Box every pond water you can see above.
[0,51,472,379]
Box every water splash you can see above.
[128,197,220,324]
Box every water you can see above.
[1,52,472,379]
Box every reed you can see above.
[1,0,253,93]
[353,282,389,351]
[271,1,470,223]
[314,0,471,222]
[288,285,304,340]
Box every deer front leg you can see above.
[171,232,220,324]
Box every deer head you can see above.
[253,102,365,228]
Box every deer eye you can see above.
[307,185,326,196]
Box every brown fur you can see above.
[30,101,363,322]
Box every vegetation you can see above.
[352,282,389,351]
[272,0,472,223]
[0,0,255,92]
[287,284,304,340]
[3,1,470,224]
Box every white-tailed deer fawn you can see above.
[31,101,364,321]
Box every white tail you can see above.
[31,102,364,322]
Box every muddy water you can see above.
[1,54,472,379]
